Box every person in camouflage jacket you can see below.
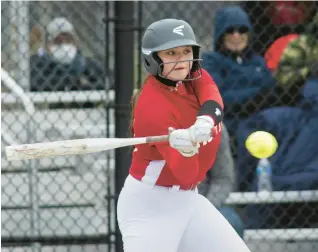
[275,13,318,87]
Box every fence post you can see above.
[9,1,30,90]
[114,1,135,251]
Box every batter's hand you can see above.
[168,127,199,157]
[188,115,214,143]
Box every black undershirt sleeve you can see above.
[198,100,224,124]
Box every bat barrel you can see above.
[5,139,95,161]
[5,135,169,161]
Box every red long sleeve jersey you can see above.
[130,69,223,187]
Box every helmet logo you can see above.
[142,49,152,55]
[173,25,184,36]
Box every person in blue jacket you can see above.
[236,77,318,229]
[202,6,277,137]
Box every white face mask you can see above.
[50,44,77,64]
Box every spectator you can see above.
[235,76,318,229]
[269,1,313,26]
[270,13,318,107]
[236,19,318,224]
[274,13,318,90]
[242,1,316,55]
[236,12,318,188]
[30,17,105,93]
[264,34,300,106]
[236,11,318,200]
[264,34,299,73]
[198,124,245,238]
[202,6,277,137]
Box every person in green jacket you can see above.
[275,13,318,88]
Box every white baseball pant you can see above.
[117,175,251,252]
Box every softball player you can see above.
[117,19,251,252]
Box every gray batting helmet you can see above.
[141,19,202,80]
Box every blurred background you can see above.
[1,1,318,252]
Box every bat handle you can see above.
[145,135,169,143]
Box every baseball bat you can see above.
[5,135,169,161]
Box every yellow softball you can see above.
[245,131,278,159]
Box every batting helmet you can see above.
[141,19,202,80]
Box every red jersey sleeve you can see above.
[192,69,224,107]
[134,105,199,185]
[191,69,224,124]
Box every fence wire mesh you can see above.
[1,1,318,252]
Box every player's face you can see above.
[157,46,193,81]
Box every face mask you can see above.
[50,44,77,64]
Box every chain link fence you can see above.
[2,1,318,252]
[2,1,115,252]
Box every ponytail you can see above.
[129,88,143,137]
[129,76,150,137]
